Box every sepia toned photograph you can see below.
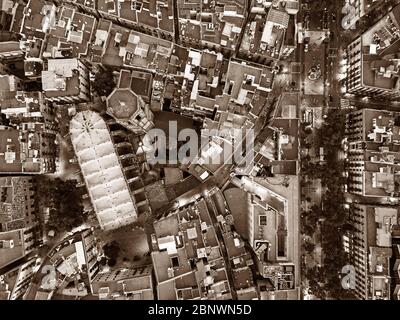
[0,0,399,310]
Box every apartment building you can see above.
[151,199,233,300]
[42,58,91,104]
[345,4,400,100]
[0,177,38,275]
[345,109,400,199]
[344,204,399,299]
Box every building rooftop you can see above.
[347,109,400,197]
[284,15,296,47]
[0,177,34,233]
[225,59,273,105]
[43,5,96,59]
[363,167,400,197]
[267,7,290,28]
[232,174,300,288]
[369,246,392,299]
[248,190,287,262]
[97,20,173,71]
[0,85,56,174]
[0,229,25,269]
[0,256,38,300]
[91,19,112,63]
[92,265,153,300]
[42,58,83,98]
[224,188,249,238]
[353,4,400,92]
[244,117,299,175]
[0,75,22,102]
[66,0,96,9]
[178,0,246,50]
[362,56,400,91]
[240,0,296,60]
[348,204,399,299]
[128,70,153,101]
[361,4,400,53]
[232,267,255,291]
[70,111,137,231]
[0,126,43,173]
[371,206,399,248]
[357,109,400,145]
[107,89,141,119]
[152,199,232,300]
[0,0,14,13]
[106,69,154,133]
[97,0,173,35]
[0,41,21,54]
[272,118,299,161]
[20,0,57,37]
[166,46,228,116]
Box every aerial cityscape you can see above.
[0,0,400,303]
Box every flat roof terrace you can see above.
[152,199,225,292]
[0,128,22,173]
[273,118,299,161]
[361,109,394,141]
[362,58,399,90]
[235,175,300,284]
[363,169,400,197]
[225,61,263,99]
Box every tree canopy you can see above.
[36,178,86,233]
[91,68,116,97]
[300,109,355,299]
[103,241,120,267]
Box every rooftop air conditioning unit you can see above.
[0,240,14,249]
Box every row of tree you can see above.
[301,109,355,299]
[35,177,87,233]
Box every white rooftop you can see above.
[70,111,137,231]
[42,59,79,91]
[48,58,78,78]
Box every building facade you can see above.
[91,265,154,300]
[344,204,398,299]
[345,109,400,199]
[151,199,233,300]
[0,89,58,174]
[345,5,400,100]
[0,257,40,300]
[0,177,39,273]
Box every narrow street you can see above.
[234,0,253,57]
[23,231,85,300]
[326,0,343,110]
[205,196,238,300]
[172,0,180,44]
[298,0,336,294]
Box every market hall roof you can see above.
[70,111,137,231]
